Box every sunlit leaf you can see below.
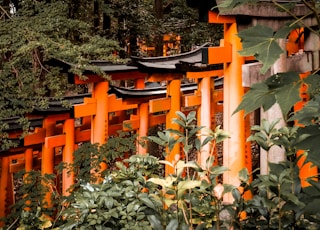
[177,180,201,198]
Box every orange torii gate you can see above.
[0,41,251,222]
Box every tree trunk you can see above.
[154,0,163,56]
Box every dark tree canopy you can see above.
[0,0,221,149]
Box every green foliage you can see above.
[0,0,122,149]
[234,72,302,116]
[58,162,155,230]
[3,170,61,230]
[238,24,298,74]
[147,111,234,230]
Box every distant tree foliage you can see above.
[0,0,222,149]
[0,0,121,149]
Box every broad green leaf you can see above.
[295,125,320,167]
[148,177,175,188]
[172,118,186,128]
[233,82,275,115]
[303,74,320,97]
[209,165,229,176]
[238,24,294,74]
[139,196,156,210]
[148,215,162,230]
[177,180,201,198]
[265,72,301,89]
[275,82,301,116]
[186,111,197,125]
[238,168,249,183]
[289,98,320,125]
[158,159,175,168]
[176,160,186,177]
[176,111,187,121]
[166,219,179,230]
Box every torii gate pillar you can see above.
[223,21,246,202]
[204,11,246,202]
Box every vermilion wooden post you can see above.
[25,148,33,172]
[0,157,9,227]
[223,21,246,202]
[135,77,145,89]
[199,77,212,168]
[204,11,246,202]
[166,79,181,175]
[138,102,149,155]
[92,82,109,173]
[92,82,109,145]
[62,119,75,196]
[42,117,56,208]
[23,148,33,210]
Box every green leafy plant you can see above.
[147,111,236,230]
[58,158,160,230]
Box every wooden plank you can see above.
[208,11,235,24]
[75,129,91,142]
[24,127,46,146]
[73,98,97,118]
[123,115,140,131]
[45,135,66,148]
[149,114,166,127]
[109,124,123,135]
[182,94,201,107]
[186,69,224,79]
[149,98,171,113]
[147,73,182,82]
[202,43,232,65]
[108,94,138,112]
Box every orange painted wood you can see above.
[222,22,246,202]
[63,119,75,196]
[182,93,201,107]
[135,78,145,89]
[208,11,236,24]
[108,94,138,112]
[149,114,166,127]
[123,115,140,131]
[0,157,9,226]
[204,43,232,64]
[138,103,149,154]
[186,69,224,79]
[165,79,181,175]
[24,128,46,146]
[149,98,171,113]
[45,134,66,148]
[108,124,123,135]
[147,73,182,82]
[25,149,33,172]
[73,98,97,118]
[75,128,91,142]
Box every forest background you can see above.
[0,0,221,149]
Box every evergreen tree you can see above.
[0,0,121,149]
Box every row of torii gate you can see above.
[1,3,319,222]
